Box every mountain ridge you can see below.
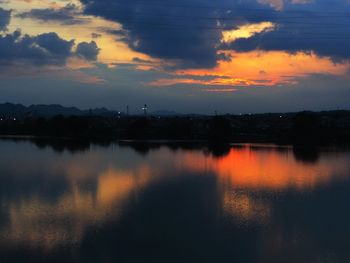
[0,102,120,118]
[0,103,182,118]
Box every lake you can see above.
[0,139,350,262]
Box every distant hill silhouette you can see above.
[0,103,183,118]
[0,103,120,118]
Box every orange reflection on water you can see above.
[1,166,153,250]
[223,191,271,225]
[97,165,152,206]
[1,143,350,250]
[182,145,350,191]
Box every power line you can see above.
[4,23,350,40]
[7,13,350,22]
[5,0,350,16]
[6,5,350,19]
[1,4,349,40]
[3,12,349,28]
[1,3,349,29]
[6,22,350,33]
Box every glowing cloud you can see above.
[221,22,276,44]
[149,51,350,90]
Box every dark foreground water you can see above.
[0,139,350,263]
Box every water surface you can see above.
[0,139,350,262]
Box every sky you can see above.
[0,0,349,114]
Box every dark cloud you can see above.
[80,0,269,68]
[80,0,350,67]
[228,28,350,61]
[0,30,99,66]
[226,0,350,60]
[16,3,88,25]
[76,41,100,61]
[36,32,75,59]
[0,8,11,31]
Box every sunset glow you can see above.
[0,0,349,112]
[1,0,350,259]
[153,51,350,89]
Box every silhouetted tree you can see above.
[208,116,232,142]
[127,118,151,139]
[292,112,321,143]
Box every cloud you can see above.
[76,41,100,61]
[227,18,350,61]
[36,32,75,59]
[223,0,350,60]
[16,3,88,25]
[0,31,74,66]
[0,8,11,31]
[80,0,262,69]
[149,50,350,87]
[79,0,350,68]
[221,22,275,44]
[0,30,100,66]
[2,63,349,114]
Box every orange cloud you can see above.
[147,77,254,88]
[221,22,276,44]
[149,51,350,90]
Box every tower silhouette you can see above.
[142,104,148,116]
